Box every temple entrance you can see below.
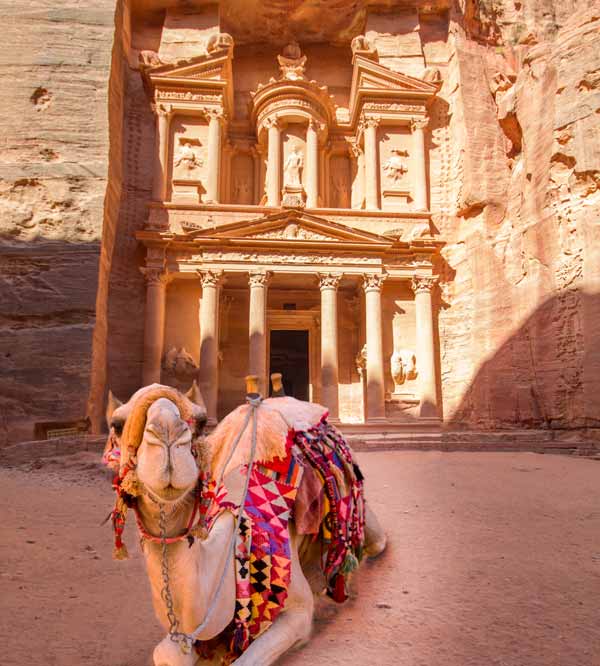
[269,329,309,400]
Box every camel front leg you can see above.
[233,533,314,666]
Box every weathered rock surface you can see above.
[0,1,114,444]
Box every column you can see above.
[363,115,380,211]
[305,120,319,208]
[248,270,272,397]
[363,273,387,420]
[265,116,281,207]
[140,267,170,385]
[411,118,428,211]
[412,276,438,417]
[205,109,224,204]
[318,273,341,420]
[152,104,172,202]
[198,270,224,424]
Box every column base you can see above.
[364,416,388,425]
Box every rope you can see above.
[163,395,262,654]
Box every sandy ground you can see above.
[1,450,599,666]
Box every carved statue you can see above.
[277,41,307,80]
[173,139,203,171]
[355,344,367,378]
[383,148,409,185]
[163,346,199,380]
[390,350,417,391]
[351,35,373,55]
[283,146,304,187]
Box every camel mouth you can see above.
[150,482,193,503]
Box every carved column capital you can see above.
[152,102,173,118]
[204,107,226,123]
[361,114,381,130]
[346,137,362,159]
[197,269,224,288]
[248,270,272,288]
[362,272,388,293]
[318,272,342,290]
[411,275,438,294]
[410,117,429,132]
[263,115,281,131]
[140,266,171,286]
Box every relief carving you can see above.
[383,148,409,185]
[283,146,304,188]
[390,350,418,391]
[163,347,198,380]
[173,137,203,173]
[277,42,307,81]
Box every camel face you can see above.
[136,398,199,502]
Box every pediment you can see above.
[351,56,439,96]
[181,210,394,247]
[146,51,232,84]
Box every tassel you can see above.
[120,469,141,497]
[329,573,348,603]
[113,543,129,560]
[190,524,209,540]
[341,551,359,575]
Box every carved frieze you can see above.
[155,91,222,103]
[192,250,381,266]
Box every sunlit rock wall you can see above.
[0,1,115,444]
[434,1,600,430]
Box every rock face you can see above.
[433,1,600,430]
[0,1,115,444]
[2,0,600,443]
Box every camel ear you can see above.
[186,381,206,410]
[106,390,123,426]
[186,381,207,434]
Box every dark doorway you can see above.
[269,330,309,400]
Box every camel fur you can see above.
[105,384,387,666]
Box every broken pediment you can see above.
[350,55,438,123]
[142,40,234,114]
[180,210,395,248]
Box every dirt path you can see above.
[1,450,599,666]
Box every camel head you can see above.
[105,382,207,502]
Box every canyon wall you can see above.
[0,1,115,443]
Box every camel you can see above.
[104,380,387,666]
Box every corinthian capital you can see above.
[197,269,224,288]
[152,103,173,118]
[318,272,342,290]
[140,266,170,286]
[410,117,429,131]
[263,115,281,131]
[362,114,381,129]
[204,107,226,123]
[248,270,272,288]
[411,275,437,294]
[362,273,387,292]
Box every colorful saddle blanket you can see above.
[203,417,365,657]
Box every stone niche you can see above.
[170,117,209,203]
[379,127,412,210]
[230,151,255,205]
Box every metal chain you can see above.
[157,396,262,655]
[159,503,193,654]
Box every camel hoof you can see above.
[364,533,387,559]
